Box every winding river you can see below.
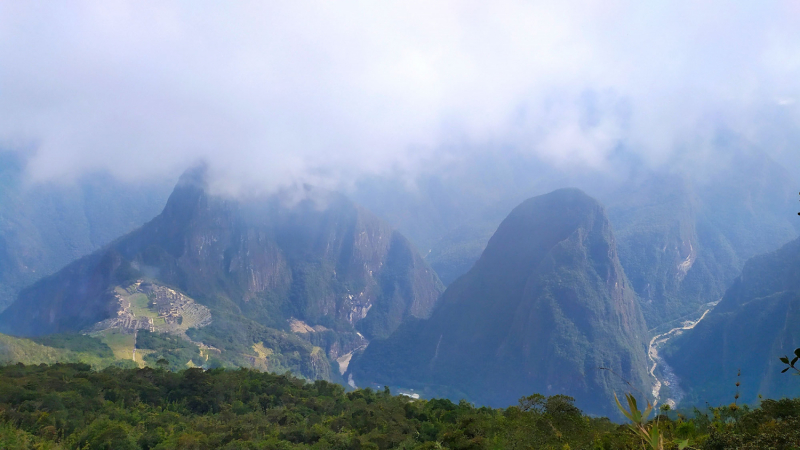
[648,303,717,408]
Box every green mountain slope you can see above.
[0,166,442,381]
[350,188,651,416]
[663,236,800,406]
[0,332,126,368]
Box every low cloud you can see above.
[1,1,799,192]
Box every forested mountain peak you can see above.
[350,188,651,417]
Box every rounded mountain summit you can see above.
[349,188,652,417]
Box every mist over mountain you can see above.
[351,152,578,286]
[609,146,800,327]
[0,2,799,428]
[0,133,795,413]
[0,167,442,381]
[663,235,800,406]
[350,189,651,417]
[354,142,799,330]
[2,2,799,195]
[0,151,173,311]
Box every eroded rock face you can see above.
[0,167,443,380]
[131,170,442,337]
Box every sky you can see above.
[1,1,799,193]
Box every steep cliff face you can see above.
[663,237,800,406]
[350,189,651,416]
[0,167,442,380]
[608,175,712,327]
[607,148,799,328]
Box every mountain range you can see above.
[0,145,798,416]
[355,145,799,332]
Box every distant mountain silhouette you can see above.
[0,151,172,311]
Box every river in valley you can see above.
[648,302,718,408]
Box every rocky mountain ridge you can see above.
[663,235,800,406]
[0,167,443,381]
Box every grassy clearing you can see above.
[92,329,135,361]
[127,293,158,319]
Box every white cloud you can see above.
[1,1,799,191]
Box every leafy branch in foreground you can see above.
[780,348,800,374]
[615,393,690,450]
